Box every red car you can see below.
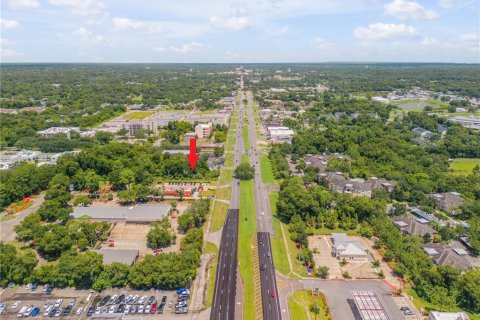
[150,303,157,314]
[270,290,276,298]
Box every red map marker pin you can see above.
[187,138,198,171]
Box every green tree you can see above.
[147,224,176,248]
[309,303,320,320]
[234,163,255,180]
[316,266,329,279]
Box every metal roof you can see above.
[350,290,390,320]
[92,249,139,266]
[71,204,171,222]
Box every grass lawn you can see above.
[227,136,236,146]
[224,159,234,167]
[269,192,291,276]
[288,290,331,320]
[205,241,218,308]
[219,169,233,184]
[283,223,308,277]
[211,201,229,232]
[239,180,256,320]
[260,155,275,184]
[122,111,154,120]
[243,126,250,151]
[449,158,480,175]
[215,186,231,201]
[394,99,448,111]
[407,289,480,320]
[226,145,234,152]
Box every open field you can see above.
[205,241,219,308]
[215,186,231,201]
[122,111,154,120]
[288,290,331,320]
[260,155,275,184]
[449,158,480,175]
[219,169,233,184]
[211,201,229,232]
[239,180,256,320]
[394,99,448,111]
[269,192,291,276]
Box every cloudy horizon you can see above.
[1,0,479,63]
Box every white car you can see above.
[76,307,83,316]
[12,301,21,309]
[94,307,101,315]
[23,305,34,317]
[138,305,144,313]
[54,299,63,308]
[138,295,147,304]
[145,305,151,314]
[108,295,118,304]
[24,284,32,290]
[54,308,62,317]
[43,307,52,316]
[108,305,115,314]
[124,305,131,314]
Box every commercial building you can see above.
[71,204,171,223]
[126,120,157,136]
[350,290,390,320]
[319,172,395,198]
[447,116,480,130]
[331,233,367,260]
[267,126,295,142]
[92,249,139,266]
[38,127,80,138]
[428,311,470,320]
[195,123,212,139]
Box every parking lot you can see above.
[0,286,191,319]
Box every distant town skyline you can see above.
[1,0,479,63]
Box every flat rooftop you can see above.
[71,204,171,222]
[351,290,390,320]
[92,249,139,266]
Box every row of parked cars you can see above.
[87,294,168,316]
[174,288,189,314]
[11,298,79,318]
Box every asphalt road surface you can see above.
[258,232,282,320]
[209,209,239,320]
[210,88,244,320]
[244,91,282,320]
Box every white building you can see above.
[195,123,212,139]
[267,126,294,142]
[38,127,80,139]
[428,311,470,320]
[447,116,480,130]
[372,96,390,104]
[331,233,367,260]
[0,150,41,170]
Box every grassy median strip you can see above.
[260,155,275,184]
[219,169,233,184]
[239,179,256,320]
[269,192,291,276]
[243,125,250,151]
[211,201,229,232]
[205,241,219,308]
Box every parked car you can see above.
[24,305,34,317]
[48,308,56,317]
[43,307,52,317]
[17,306,27,318]
[117,304,125,314]
[45,287,53,295]
[138,296,147,304]
[108,305,116,314]
[12,301,21,309]
[54,299,63,308]
[31,283,38,291]
[24,283,32,290]
[176,287,187,294]
[129,305,137,314]
[94,307,101,315]
[54,308,62,317]
[138,305,144,313]
[150,303,157,314]
[68,298,76,307]
[86,306,95,316]
[157,303,164,314]
[115,295,125,304]
[147,296,155,304]
[31,307,40,317]
[178,296,189,302]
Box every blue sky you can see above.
[1,0,479,63]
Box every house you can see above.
[38,127,80,139]
[437,124,448,135]
[393,217,437,237]
[410,208,435,222]
[319,172,395,198]
[71,204,171,223]
[422,243,471,270]
[92,249,139,266]
[331,233,367,260]
[430,192,464,212]
[372,96,390,104]
[195,123,212,139]
[304,153,350,172]
[412,127,434,139]
[428,311,470,320]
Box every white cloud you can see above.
[266,26,290,37]
[5,0,41,9]
[153,42,203,54]
[0,38,12,45]
[209,16,253,31]
[354,23,418,41]
[437,0,454,9]
[112,17,210,38]
[1,48,23,58]
[385,0,438,20]
[313,37,333,49]
[0,18,19,29]
[421,37,439,46]
[458,33,479,43]
[72,27,107,44]
[48,0,105,16]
